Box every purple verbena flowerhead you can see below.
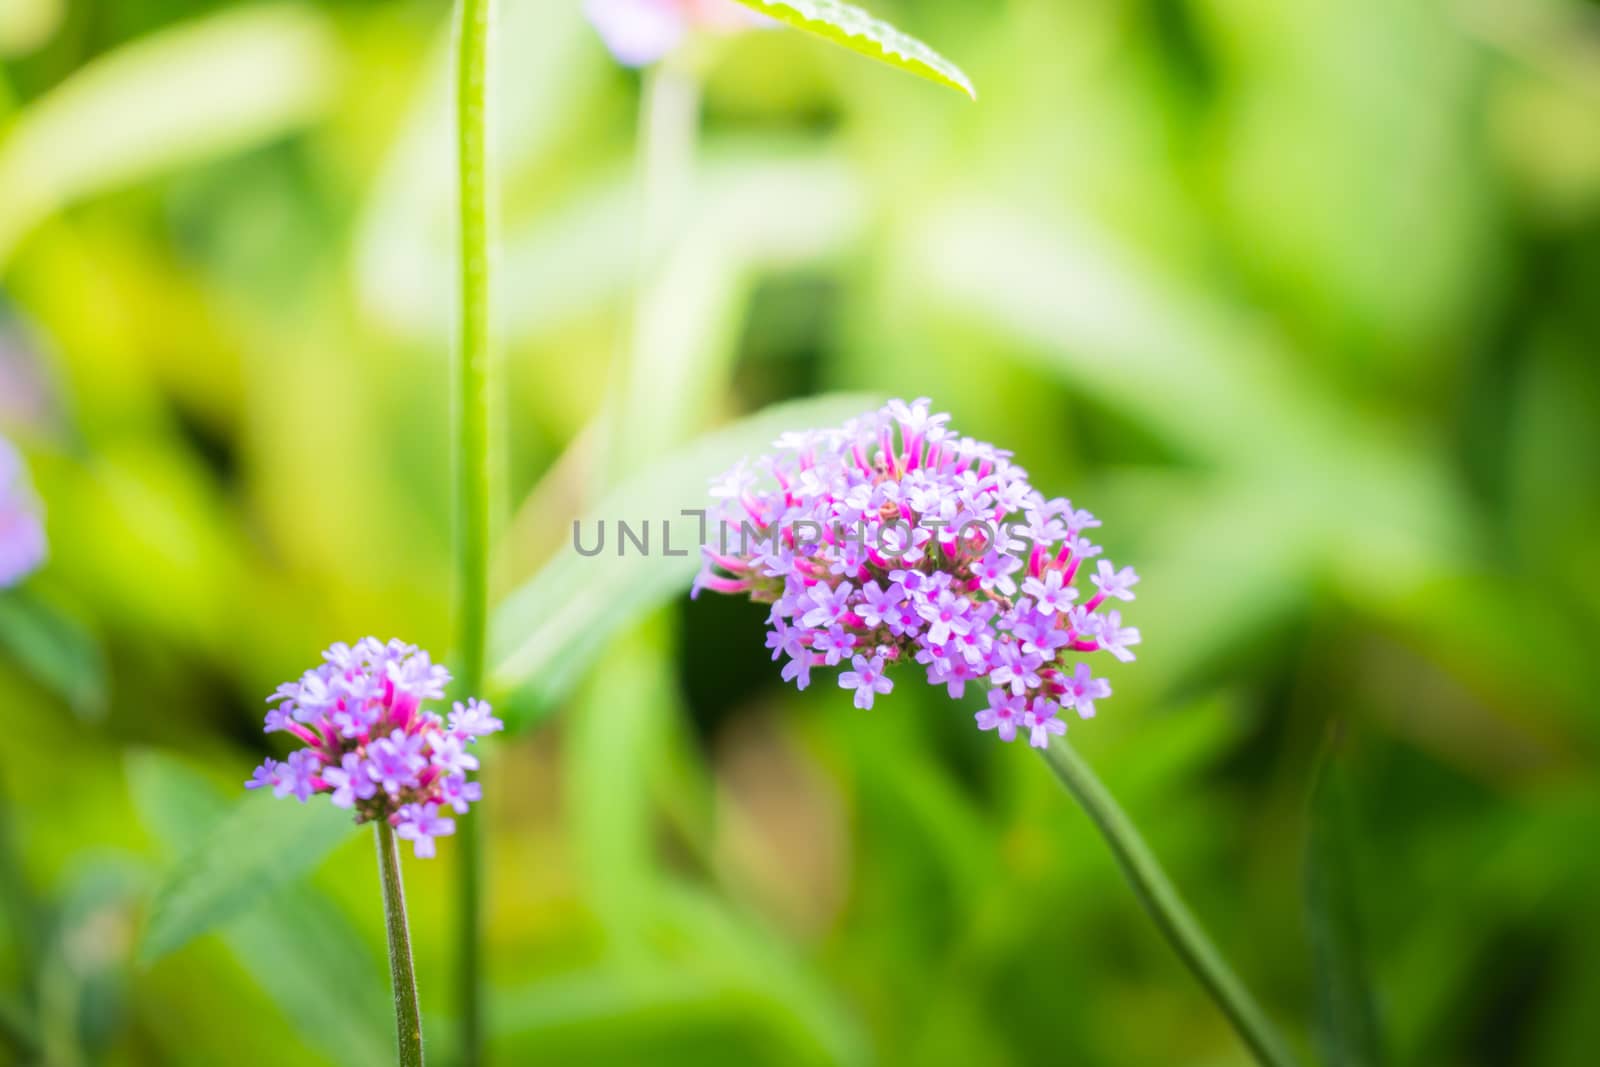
[694,399,1140,749]
[245,638,502,857]
[583,0,769,67]
[0,435,46,589]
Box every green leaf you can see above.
[492,963,857,1063]
[493,968,748,1041]
[0,0,62,59]
[137,779,356,963]
[37,862,143,1064]
[0,590,107,720]
[909,201,1473,599]
[0,4,339,263]
[0,993,36,1062]
[127,753,390,1066]
[487,393,879,725]
[566,622,677,953]
[730,0,975,99]
[124,751,231,844]
[656,885,869,1066]
[1306,735,1385,1067]
[226,894,391,1067]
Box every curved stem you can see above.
[453,0,494,1063]
[1040,735,1300,1067]
[376,821,425,1067]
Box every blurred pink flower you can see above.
[0,316,57,431]
[584,0,767,66]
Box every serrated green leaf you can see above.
[1306,738,1385,1067]
[731,0,975,99]
[487,393,879,725]
[137,782,356,963]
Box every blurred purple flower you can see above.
[694,399,1141,747]
[245,638,502,857]
[0,435,46,589]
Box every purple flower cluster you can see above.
[246,639,502,857]
[583,0,768,67]
[694,399,1140,748]
[0,435,46,588]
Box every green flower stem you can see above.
[453,0,494,1063]
[638,60,700,259]
[1041,735,1300,1067]
[599,59,702,487]
[376,820,425,1067]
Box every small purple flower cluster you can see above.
[0,435,47,588]
[246,639,502,857]
[694,399,1140,748]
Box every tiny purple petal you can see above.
[246,758,280,791]
[448,697,503,739]
[395,803,456,859]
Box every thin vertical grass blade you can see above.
[1306,736,1385,1067]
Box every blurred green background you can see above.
[3,0,1599,1064]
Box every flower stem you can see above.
[1040,735,1300,1067]
[453,0,494,1063]
[599,59,702,487]
[376,820,425,1067]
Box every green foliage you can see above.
[728,0,974,99]
[128,753,390,1066]
[1,0,1598,1063]
[1306,738,1385,1067]
[137,778,356,963]
[0,4,337,263]
[0,590,105,719]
